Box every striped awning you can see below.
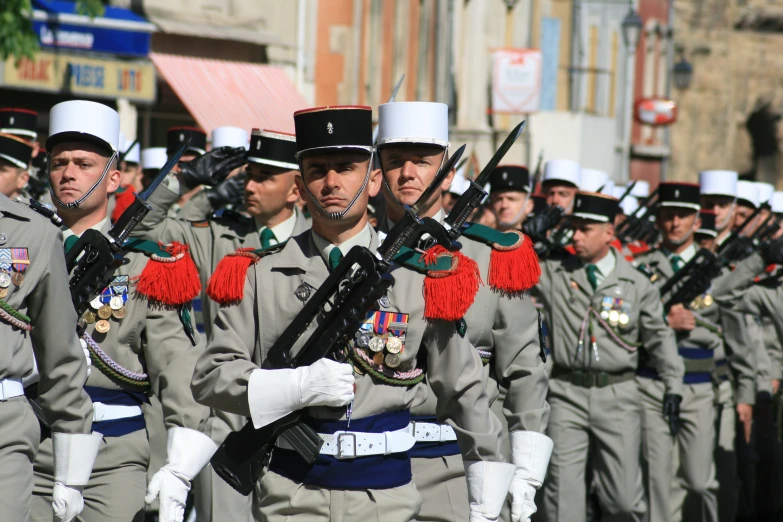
[150,52,308,136]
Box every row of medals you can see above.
[0,270,24,298]
[355,329,404,368]
[600,297,630,327]
[81,294,126,334]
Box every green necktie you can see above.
[586,264,599,291]
[328,248,343,272]
[260,228,276,249]
[670,255,683,273]
[64,235,79,253]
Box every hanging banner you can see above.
[491,49,542,114]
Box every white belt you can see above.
[277,428,416,460]
[92,402,143,422]
[0,378,25,401]
[407,421,458,443]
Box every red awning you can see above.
[150,52,308,136]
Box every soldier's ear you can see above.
[525,196,534,216]
[367,168,382,198]
[286,174,301,204]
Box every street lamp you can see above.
[622,8,644,51]
[673,57,694,90]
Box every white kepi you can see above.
[736,180,760,209]
[580,168,610,193]
[46,100,120,209]
[120,133,141,165]
[377,102,450,149]
[141,147,169,171]
[771,192,783,214]
[756,182,774,206]
[212,126,249,150]
[543,159,580,187]
[699,170,738,198]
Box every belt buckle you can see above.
[336,432,357,460]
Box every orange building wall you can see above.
[314,0,354,106]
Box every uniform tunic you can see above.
[0,194,93,521]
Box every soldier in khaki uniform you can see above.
[192,105,514,522]
[131,128,307,522]
[0,190,101,522]
[374,101,551,522]
[535,191,684,522]
[30,100,217,522]
[633,182,738,522]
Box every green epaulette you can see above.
[392,245,456,273]
[121,238,173,258]
[460,222,522,248]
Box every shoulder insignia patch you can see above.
[190,220,210,228]
[462,223,541,293]
[206,241,288,305]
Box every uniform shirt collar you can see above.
[592,248,616,283]
[663,242,696,264]
[62,217,109,244]
[312,223,373,266]
[255,209,297,245]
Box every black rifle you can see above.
[657,248,723,313]
[616,187,659,244]
[210,147,465,496]
[715,205,763,266]
[445,121,526,239]
[65,140,190,329]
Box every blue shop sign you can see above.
[32,0,156,58]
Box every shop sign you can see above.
[3,51,155,103]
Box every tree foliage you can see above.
[0,0,106,63]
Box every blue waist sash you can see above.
[407,415,461,459]
[268,410,412,490]
[636,367,713,385]
[85,386,148,437]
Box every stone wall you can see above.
[670,0,783,187]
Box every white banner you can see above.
[491,49,542,114]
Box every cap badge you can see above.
[327,122,334,135]
[179,133,185,142]
[502,172,508,180]
[8,117,14,125]
[577,199,582,207]
[256,140,261,150]
[674,189,680,198]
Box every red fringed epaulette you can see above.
[206,241,287,306]
[460,224,541,293]
[131,241,202,305]
[206,248,261,305]
[420,245,481,321]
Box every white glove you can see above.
[53,483,84,522]
[509,431,554,522]
[52,432,103,522]
[81,338,92,377]
[465,460,516,522]
[248,358,355,428]
[145,427,219,522]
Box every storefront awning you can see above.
[150,53,307,135]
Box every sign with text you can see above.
[491,49,542,114]
[3,52,155,103]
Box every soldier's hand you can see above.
[299,358,355,408]
[736,403,753,443]
[206,172,247,209]
[663,393,682,436]
[179,146,247,189]
[773,379,780,395]
[666,304,695,331]
[523,206,564,243]
[52,483,85,522]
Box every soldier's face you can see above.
[120,162,142,190]
[571,218,614,261]
[544,182,578,213]
[490,190,532,228]
[298,151,381,222]
[379,145,452,216]
[50,142,121,212]
[657,207,699,246]
[0,160,29,198]
[733,204,759,235]
[244,163,299,220]
[701,195,735,232]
